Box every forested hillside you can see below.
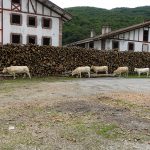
[63,6,150,45]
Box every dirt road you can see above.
[0,78,150,150]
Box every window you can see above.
[42,37,51,45]
[128,42,134,51]
[112,41,119,49]
[12,0,21,4]
[142,44,149,52]
[11,14,22,25]
[101,40,106,50]
[143,29,149,42]
[27,35,37,44]
[89,42,94,48]
[27,16,37,27]
[11,33,22,44]
[42,18,52,29]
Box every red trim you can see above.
[10,13,22,26]
[42,36,52,46]
[27,34,37,45]
[42,17,52,29]
[59,18,62,46]
[3,8,61,19]
[1,0,3,45]
[10,33,22,44]
[29,0,36,14]
[27,15,37,28]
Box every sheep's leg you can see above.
[119,73,121,77]
[13,73,16,80]
[23,73,26,78]
[80,73,81,78]
[27,72,31,79]
[106,71,108,75]
[138,72,140,77]
[88,72,90,78]
[147,72,149,78]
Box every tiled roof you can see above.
[67,21,150,46]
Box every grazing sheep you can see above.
[72,66,90,78]
[91,65,108,75]
[134,68,150,77]
[113,67,129,77]
[2,66,31,79]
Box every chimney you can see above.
[90,29,95,38]
[102,26,112,34]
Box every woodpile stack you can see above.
[0,44,150,76]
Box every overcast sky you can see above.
[50,0,150,9]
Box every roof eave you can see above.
[38,0,72,21]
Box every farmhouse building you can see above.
[0,0,72,46]
[67,21,150,52]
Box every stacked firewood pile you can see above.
[0,44,150,76]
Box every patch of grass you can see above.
[114,99,138,109]
[91,123,122,139]
[0,76,75,94]
[98,97,139,109]
[0,76,75,84]
[127,74,150,79]
[59,117,92,142]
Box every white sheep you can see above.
[113,67,129,77]
[2,66,31,79]
[72,66,90,78]
[91,65,108,75]
[134,68,150,77]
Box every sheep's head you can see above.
[72,70,76,76]
[2,67,8,73]
[113,70,118,76]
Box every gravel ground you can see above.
[0,78,150,150]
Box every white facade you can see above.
[69,23,150,52]
[0,0,71,46]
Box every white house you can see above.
[67,21,150,52]
[0,0,72,46]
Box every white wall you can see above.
[98,27,150,52]
[94,40,101,50]
[3,11,60,46]
[107,39,150,52]
[1,0,62,46]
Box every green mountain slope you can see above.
[63,6,150,45]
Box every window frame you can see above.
[142,44,149,52]
[10,33,22,44]
[128,42,135,51]
[27,35,37,45]
[42,36,51,46]
[143,28,149,42]
[10,13,22,26]
[112,40,119,50]
[42,17,52,29]
[27,15,37,28]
